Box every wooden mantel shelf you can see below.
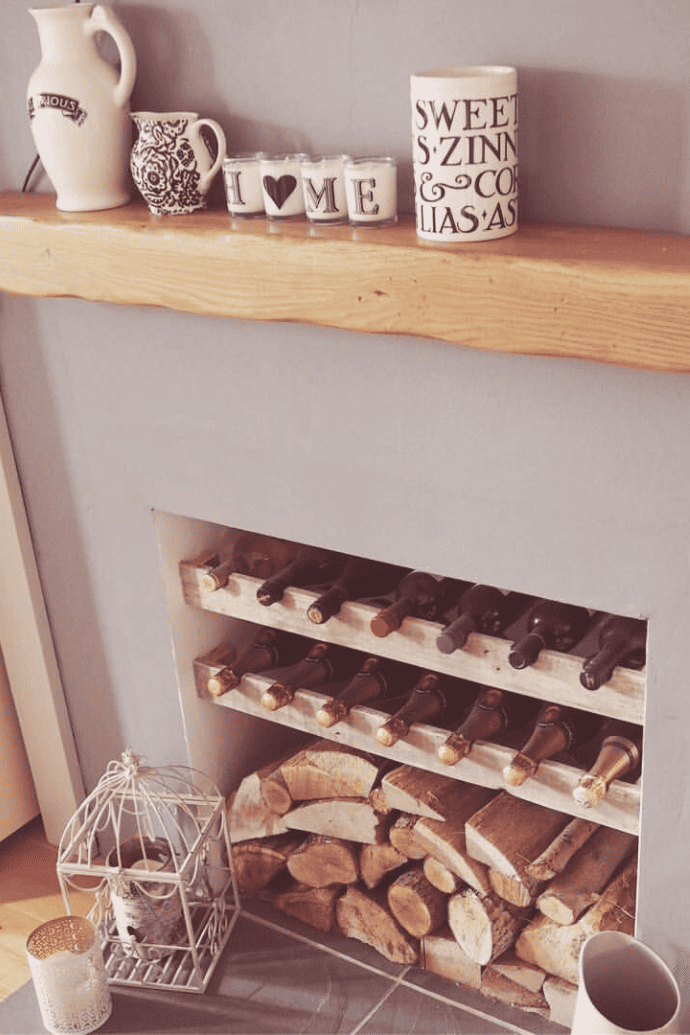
[2,190,690,372]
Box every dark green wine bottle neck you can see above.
[307,585,348,624]
[436,612,476,652]
[508,631,546,668]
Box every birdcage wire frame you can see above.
[56,750,241,993]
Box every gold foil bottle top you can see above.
[438,732,472,766]
[315,699,345,727]
[572,774,606,808]
[502,751,538,787]
[261,683,294,711]
[206,668,240,697]
[376,717,407,747]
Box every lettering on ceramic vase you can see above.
[413,92,518,236]
[28,93,87,125]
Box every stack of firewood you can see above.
[228,739,637,1029]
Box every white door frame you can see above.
[0,390,84,844]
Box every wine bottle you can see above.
[306,557,408,625]
[206,628,310,697]
[315,656,421,728]
[579,615,647,691]
[256,545,347,606]
[436,586,533,654]
[200,530,297,592]
[369,571,467,638]
[507,599,594,669]
[375,672,448,747]
[572,722,643,808]
[260,641,362,711]
[438,687,542,765]
[502,703,605,786]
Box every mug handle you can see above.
[190,120,227,193]
[88,6,137,110]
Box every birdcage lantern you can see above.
[56,750,240,993]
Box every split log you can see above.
[415,801,494,897]
[229,742,320,841]
[420,928,482,989]
[447,886,532,966]
[232,833,304,893]
[515,855,637,984]
[259,767,293,816]
[359,842,407,889]
[536,827,637,925]
[423,855,463,894]
[526,817,600,882]
[286,834,359,887]
[388,814,428,859]
[380,766,494,821]
[273,878,343,932]
[466,792,570,906]
[488,950,546,993]
[336,884,418,964]
[480,968,549,1017]
[542,975,578,1029]
[387,865,449,939]
[284,797,387,844]
[227,782,287,844]
[280,740,388,801]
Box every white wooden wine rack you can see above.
[180,558,643,835]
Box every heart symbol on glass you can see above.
[262,174,297,209]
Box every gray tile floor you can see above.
[0,907,568,1034]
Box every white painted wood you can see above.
[193,659,639,834]
[0,392,84,843]
[181,562,645,725]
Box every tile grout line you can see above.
[346,966,414,1035]
[240,908,541,1035]
[239,908,407,983]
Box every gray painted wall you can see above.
[2,0,690,1022]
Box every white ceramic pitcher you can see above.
[571,931,681,1034]
[130,112,227,215]
[27,3,137,212]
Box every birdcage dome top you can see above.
[58,749,225,880]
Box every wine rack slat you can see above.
[193,658,639,835]
[180,561,646,724]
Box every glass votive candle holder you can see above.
[300,154,351,225]
[259,153,308,220]
[344,157,397,226]
[26,916,112,1035]
[223,151,267,217]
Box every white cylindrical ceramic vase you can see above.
[571,931,681,1034]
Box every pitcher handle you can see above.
[189,119,227,193]
[87,5,137,110]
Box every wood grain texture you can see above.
[3,192,690,371]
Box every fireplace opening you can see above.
[156,511,645,1028]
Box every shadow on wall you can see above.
[121,3,313,211]
[519,68,687,231]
